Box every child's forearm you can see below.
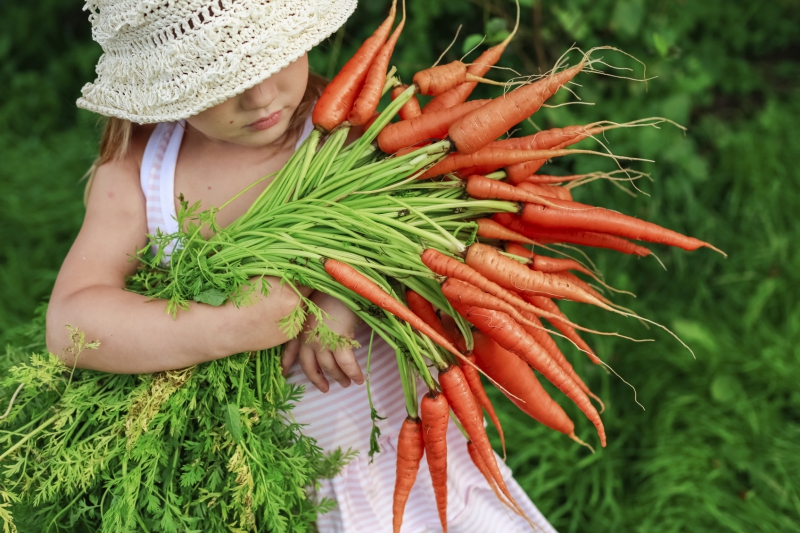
[46,281,310,374]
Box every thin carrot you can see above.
[393,417,425,533]
[377,99,488,154]
[518,311,603,410]
[505,122,637,182]
[348,14,406,126]
[391,85,422,120]
[466,440,514,511]
[533,254,594,278]
[465,174,553,204]
[442,278,554,338]
[492,213,652,256]
[517,174,590,185]
[423,7,519,113]
[312,1,397,132]
[526,295,600,365]
[438,365,530,516]
[476,218,537,244]
[554,271,613,306]
[506,159,547,183]
[517,181,573,201]
[471,331,576,436]
[451,302,606,446]
[505,242,596,278]
[422,248,601,334]
[420,391,449,532]
[442,278,592,390]
[465,243,612,309]
[449,61,586,154]
[521,200,722,253]
[461,353,505,456]
[324,259,464,360]
[503,242,534,263]
[419,147,583,180]
[406,290,453,343]
[414,61,467,96]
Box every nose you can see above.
[240,78,277,111]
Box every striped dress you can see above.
[140,119,558,533]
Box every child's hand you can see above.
[281,292,365,392]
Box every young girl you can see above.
[47,0,557,530]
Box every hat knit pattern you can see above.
[77,0,357,123]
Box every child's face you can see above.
[185,54,309,148]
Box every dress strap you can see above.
[140,120,185,256]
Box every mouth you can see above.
[247,110,282,131]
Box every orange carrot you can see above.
[419,147,577,180]
[521,200,720,252]
[492,212,652,256]
[518,174,589,185]
[442,278,553,338]
[517,181,573,201]
[414,61,467,96]
[391,85,422,120]
[312,2,397,132]
[502,242,534,263]
[466,440,512,510]
[422,248,590,330]
[324,259,464,360]
[451,302,606,446]
[423,17,518,113]
[439,365,529,515]
[465,243,612,309]
[504,242,594,278]
[406,290,453,343]
[472,331,576,436]
[348,15,406,126]
[377,99,488,154]
[517,311,599,405]
[533,255,594,278]
[506,123,612,183]
[476,218,537,244]
[461,353,505,455]
[393,417,425,533]
[420,391,449,532]
[506,160,547,183]
[526,295,600,365]
[449,62,585,154]
[554,271,613,306]
[465,174,552,204]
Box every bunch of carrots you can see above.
[0,2,723,531]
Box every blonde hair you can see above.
[84,72,328,203]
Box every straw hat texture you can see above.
[77,0,357,123]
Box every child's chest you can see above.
[173,141,295,237]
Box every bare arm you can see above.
[46,148,308,374]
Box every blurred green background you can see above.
[1,0,799,531]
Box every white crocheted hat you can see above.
[77,0,357,124]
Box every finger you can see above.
[299,343,329,393]
[281,337,301,376]
[316,349,351,388]
[333,347,365,385]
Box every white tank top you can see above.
[139,117,556,533]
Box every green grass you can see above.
[2,0,799,531]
